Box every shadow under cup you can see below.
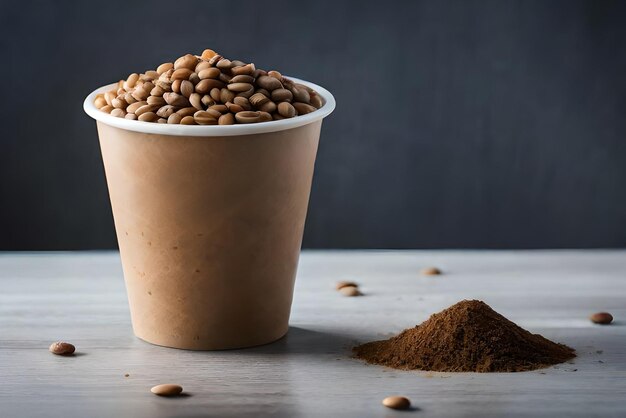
[84,78,335,350]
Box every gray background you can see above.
[1,0,625,250]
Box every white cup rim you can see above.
[84,76,336,137]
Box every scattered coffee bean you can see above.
[150,384,183,397]
[590,312,613,325]
[421,267,442,276]
[335,281,358,290]
[49,341,75,355]
[124,373,130,377]
[382,396,411,410]
[339,286,361,297]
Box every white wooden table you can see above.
[1,251,625,417]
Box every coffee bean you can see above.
[135,104,160,116]
[147,96,166,106]
[189,93,204,110]
[167,113,182,124]
[156,62,173,75]
[163,92,190,108]
[124,73,139,89]
[94,95,107,109]
[138,111,159,122]
[154,79,172,92]
[143,70,159,80]
[216,58,233,69]
[198,68,221,80]
[49,341,75,355]
[208,54,223,66]
[249,92,269,108]
[259,111,272,122]
[421,267,442,276]
[590,312,613,325]
[150,86,165,97]
[382,396,411,410]
[104,91,116,106]
[293,102,317,115]
[201,94,215,107]
[180,80,194,98]
[220,88,236,104]
[180,115,196,125]
[218,113,235,125]
[256,75,282,91]
[174,54,198,71]
[339,286,361,297]
[310,93,323,109]
[226,102,244,113]
[201,48,217,60]
[195,61,212,73]
[271,88,293,103]
[124,92,137,104]
[171,68,193,80]
[209,104,228,114]
[111,97,127,109]
[219,72,232,83]
[228,82,253,92]
[171,79,182,93]
[176,107,197,117]
[230,75,255,84]
[291,86,310,103]
[100,105,114,114]
[235,111,262,124]
[126,101,147,114]
[267,70,282,80]
[156,105,178,118]
[277,102,296,118]
[194,111,218,125]
[237,87,255,99]
[259,100,277,113]
[231,63,255,76]
[233,96,252,110]
[125,113,137,120]
[195,78,225,94]
[336,281,358,290]
[151,384,183,397]
[111,108,126,118]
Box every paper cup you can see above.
[84,77,335,349]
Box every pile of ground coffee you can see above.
[353,300,575,372]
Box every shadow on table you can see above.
[229,326,359,356]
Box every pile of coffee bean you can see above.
[93,49,324,125]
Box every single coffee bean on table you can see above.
[590,312,613,325]
[421,266,442,276]
[151,384,184,397]
[335,281,358,290]
[49,341,76,355]
[382,396,411,410]
[339,286,361,297]
[94,48,324,125]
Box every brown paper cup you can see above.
[84,78,335,349]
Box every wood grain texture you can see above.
[1,250,625,417]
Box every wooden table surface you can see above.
[1,250,625,417]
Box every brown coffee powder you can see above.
[353,300,575,372]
